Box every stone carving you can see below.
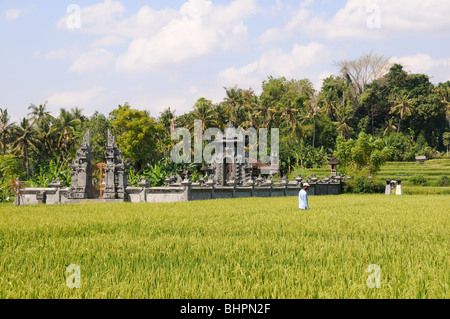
[209,122,257,186]
[103,130,129,200]
[68,130,94,199]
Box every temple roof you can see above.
[328,156,340,165]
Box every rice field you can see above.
[292,158,450,193]
[0,195,448,299]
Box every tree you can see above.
[189,98,218,132]
[0,108,14,155]
[110,105,164,171]
[213,103,230,131]
[87,112,111,163]
[443,132,450,157]
[436,83,450,127]
[28,102,53,126]
[12,118,38,178]
[54,108,82,159]
[390,91,414,133]
[303,94,321,147]
[332,98,354,139]
[335,52,392,95]
[335,132,392,176]
[159,107,176,135]
[383,118,397,136]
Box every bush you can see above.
[408,175,428,186]
[342,168,385,194]
[436,176,450,187]
[343,177,384,194]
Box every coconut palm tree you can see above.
[256,101,276,128]
[71,107,86,123]
[279,99,299,143]
[12,118,37,178]
[332,101,353,139]
[0,108,15,155]
[383,118,398,136]
[189,98,218,133]
[28,102,53,126]
[213,103,229,131]
[302,95,321,147]
[389,91,414,133]
[54,108,82,156]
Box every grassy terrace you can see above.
[291,158,450,194]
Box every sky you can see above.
[1,0,450,122]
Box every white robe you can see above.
[299,189,309,210]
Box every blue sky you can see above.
[1,0,450,121]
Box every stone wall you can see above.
[16,179,343,206]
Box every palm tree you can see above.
[440,91,450,128]
[383,118,398,136]
[332,101,353,139]
[36,117,58,160]
[12,118,37,178]
[189,99,218,133]
[0,108,15,155]
[71,107,86,122]
[54,108,82,156]
[320,97,335,118]
[159,107,176,136]
[446,103,450,128]
[256,101,276,128]
[302,95,321,147]
[279,99,299,143]
[224,86,242,121]
[213,103,229,131]
[28,102,53,125]
[389,92,414,133]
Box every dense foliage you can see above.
[1,57,449,200]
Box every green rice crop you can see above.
[293,159,450,192]
[0,195,449,299]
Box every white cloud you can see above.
[390,54,450,83]
[46,87,117,115]
[57,0,125,32]
[116,0,259,72]
[5,9,22,21]
[58,1,178,39]
[218,42,330,91]
[57,0,259,73]
[46,48,72,60]
[91,35,126,48]
[258,0,450,42]
[69,49,116,73]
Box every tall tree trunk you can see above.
[26,146,30,179]
[286,110,291,144]
[312,116,316,148]
[371,105,374,135]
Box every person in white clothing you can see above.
[299,183,310,210]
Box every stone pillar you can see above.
[103,130,129,200]
[68,130,93,199]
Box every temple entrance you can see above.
[93,162,106,199]
[223,158,233,184]
[68,129,128,200]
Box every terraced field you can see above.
[291,158,450,193]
